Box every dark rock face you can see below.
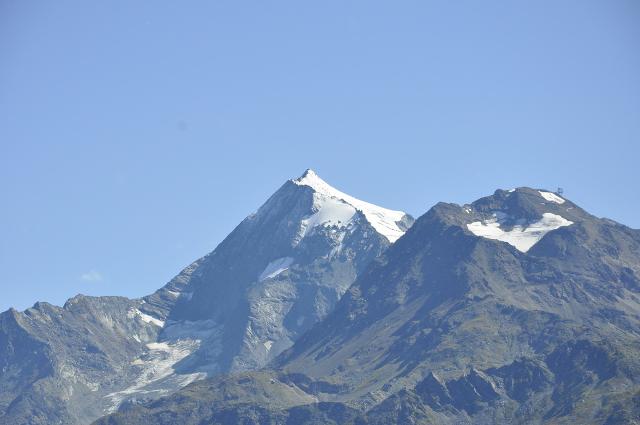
[0,296,160,425]
[134,170,412,380]
[486,358,552,402]
[0,309,55,424]
[95,187,640,425]
[0,171,412,425]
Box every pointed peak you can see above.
[299,168,318,179]
[292,169,349,202]
[292,168,329,191]
[291,169,411,243]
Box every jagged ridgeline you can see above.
[94,187,640,425]
[0,170,413,425]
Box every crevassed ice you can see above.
[298,196,356,239]
[538,190,565,204]
[259,257,294,281]
[467,212,573,253]
[293,169,407,242]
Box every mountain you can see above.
[0,170,413,425]
[95,187,640,425]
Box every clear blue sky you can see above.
[1,1,638,312]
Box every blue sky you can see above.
[1,1,639,311]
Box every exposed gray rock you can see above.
[95,187,640,425]
[0,170,412,425]
[0,296,160,425]
[136,168,413,384]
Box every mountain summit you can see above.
[137,168,414,377]
[96,187,640,425]
[274,186,640,423]
[0,170,413,425]
[292,169,409,243]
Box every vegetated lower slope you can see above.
[95,188,640,425]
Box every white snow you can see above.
[104,339,204,412]
[298,197,356,238]
[539,190,565,204]
[263,340,273,351]
[293,169,407,243]
[259,257,294,281]
[467,212,573,253]
[134,309,165,328]
[105,319,222,412]
[165,290,180,298]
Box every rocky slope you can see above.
[0,170,413,425]
[0,296,161,425]
[95,188,640,425]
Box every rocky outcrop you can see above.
[96,187,640,424]
[0,170,412,425]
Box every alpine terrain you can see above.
[0,170,413,425]
[94,187,640,425]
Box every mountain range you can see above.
[2,171,639,425]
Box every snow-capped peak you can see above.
[293,169,408,243]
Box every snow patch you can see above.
[294,169,407,242]
[467,212,573,253]
[539,190,565,204]
[105,320,222,412]
[135,310,165,328]
[263,340,273,351]
[298,196,356,239]
[105,340,203,412]
[259,257,294,281]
